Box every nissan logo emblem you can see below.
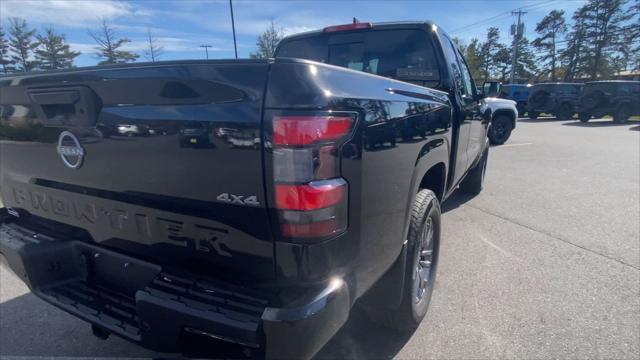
[57,131,85,169]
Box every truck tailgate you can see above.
[0,61,275,282]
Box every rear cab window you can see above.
[276,28,441,88]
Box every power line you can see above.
[449,0,557,35]
[200,45,212,59]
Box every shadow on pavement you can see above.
[0,292,163,358]
[563,120,637,127]
[314,307,414,360]
[630,125,640,131]
[0,290,415,360]
[517,117,563,123]
[441,190,477,214]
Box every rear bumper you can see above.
[0,215,351,359]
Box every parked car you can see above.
[483,96,518,145]
[179,122,212,147]
[482,81,531,116]
[0,21,489,360]
[499,84,531,116]
[117,124,142,136]
[479,81,519,145]
[577,80,640,123]
[527,83,583,120]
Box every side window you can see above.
[440,35,464,93]
[454,48,475,96]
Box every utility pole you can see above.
[510,9,526,84]
[200,45,212,59]
[229,0,238,59]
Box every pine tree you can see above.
[533,10,567,81]
[463,38,484,81]
[626,0,640,70]
[35,27,80,70]
[479,27,501,81]
[582,0,632,79]
[514,37,538,82]
[89,19,139,65]
[249,20,283,59]
[7,17,38,72]
[494,47,512,82]
[561,5,590,80]
[0,26,14,73]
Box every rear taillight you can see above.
[273,116,352,146]
[271,113,354,242]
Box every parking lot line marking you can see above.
[497,142,533,148]
[477,234,523,262]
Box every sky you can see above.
[0,0,592,67]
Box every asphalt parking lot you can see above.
[1,118,639,359]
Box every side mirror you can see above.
[483,81,501,97]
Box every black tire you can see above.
[528,111,539,120]
[614,105,631,124]
[580,91,605,112]
[579,112,591,123]
[488,115,513,145]
[556,102,574,120]
[459,146,488,196]
[529,90,552,110]
[364,189,440,332]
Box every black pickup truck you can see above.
[0,21,489,359]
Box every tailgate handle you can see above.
[29,90,80,105]
[28,86,101,127]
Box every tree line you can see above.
[0,17,163,74]
[457,0,639,83]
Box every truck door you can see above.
[440,36,472,187]
[454,47,485,165]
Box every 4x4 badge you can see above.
[57,131,85,169]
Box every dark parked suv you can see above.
[527,83,583,120]
[578,81,640,123]
[498,84,531,116]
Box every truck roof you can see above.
[585,80,640,84]
[280,21,442,42]
[532,82,583,86]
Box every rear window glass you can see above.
[533,84,582,94]
[587,82,640,94]
[277,29,440,87]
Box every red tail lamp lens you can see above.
[275,179,346,211]
[273,115,352,146]
[323,22,372,33]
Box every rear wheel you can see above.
[556,102,574,120]
[579,112,591,123]
[459,146,488,196]
[614,105,631,123]
[364,189,440,332]
[528,111,539,120]
[488,115,513,145]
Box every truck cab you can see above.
[276,21,489,190]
